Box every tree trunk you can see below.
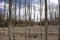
[4,0,6,27]
[55,11,56,23]
[45,0,48,40]
[40,0,42,40]
[34,2,35,25]
[58,0,60,40]
[19,0,21,26]
[25,0,27,40]
[59,5,60,40]
[27,0,31,26]
[27,0,31,40]
[15,0,17,20]
[9,0,12,40]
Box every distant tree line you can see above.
[0,12,59,27]
[0,0,59,27]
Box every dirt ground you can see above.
[0,25,59,40]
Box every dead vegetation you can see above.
[0,26,58,40]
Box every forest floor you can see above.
[0,25,59,40]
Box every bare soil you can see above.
[0,25,59,40]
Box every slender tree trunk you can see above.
[12,0,17,40]
[15,0,17,24]
[31,1,32,25]
[27,0,31,40]
[28,0,31,25]
[13,0,18,40]
[45,0,48,40]
[50,6,53,24]
[9,0,12,40]
[19,0,21,27]
[58,0,60,40]
[55,11,56,23]
[25,0,27,40]
[34,2,35,25]
[7,10,8,20]
[6,10,9,27]
[4,0,6,27]
[49,0,51,25]
[59,4,60,40]
[40,0,42,40]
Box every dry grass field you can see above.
[0,25,59,40]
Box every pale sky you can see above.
[50,0,58,4]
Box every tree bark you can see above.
[19,0,21,26]
[14,0,17,26]
[27,0,31,40]
[25,0,27,40]
[58,0,60,40]
[4,0,6,27]
[34,2,35,25]
[9,0,12,40]
[45,0,48,40]
[40,0,42,40]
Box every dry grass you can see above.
[0,25,59,40]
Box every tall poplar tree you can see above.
[45,0,48,40]
[9,0,12,40]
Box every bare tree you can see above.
[27,0,31,40]
[9,0,12,40]
[40,0,42,40]
[55,11,56,23]
[19,0,21,26]
[6,10,9,20]
[50,12,53,24]
[48,0,54,25]
[3,0,6,27]
[30,0,33,25]
[24,0,27,40]
[34,2,35,25]
[45,0,48,40]
[27,0,31,25]
[14,0,17,23]
[40,0,42,25]
[25,0,27,25]
[50,5,54,24]
[0,13,3,26]
[49,0,51,24]
[58,0,60,40]
[13,0,18,40]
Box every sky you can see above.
[50,0,58,4]
[0,0,59,21]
